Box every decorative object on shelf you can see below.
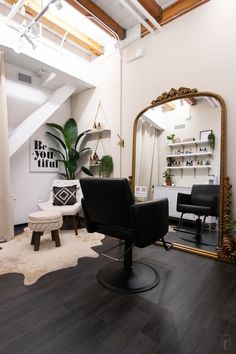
[167,156,175,166]
[99,155,114,177]
[208,131,216,149]
[183,138,195,142]
[91,101,107,132]
[167,133,176,143]
[162,169,173,186]
[46,118,93,179]
[199,129,212,142]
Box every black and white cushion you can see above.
[53,185,77,206]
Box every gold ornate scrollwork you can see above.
[151,87,198,105]
[218,177,236,264]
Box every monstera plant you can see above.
[46,118,93,179]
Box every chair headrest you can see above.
[80,177,134,228]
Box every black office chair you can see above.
[175,184,219,243]
[80,177,171,294]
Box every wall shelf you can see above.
[166,166,212,170]
[86,129,111,137]
[168,140,209,148]
[166,138,213,178]
[166,152,213,158]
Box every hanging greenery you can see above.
[99,155,114,177]
[46,118,93,180]
[208,132,216,149]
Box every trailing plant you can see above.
[208,132,216,149]
[46,118,93,180]
[99,155,114,177]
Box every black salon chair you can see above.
[176,184,219,243]
[80,177,171,294]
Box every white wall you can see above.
[120,0,236,216]
[7,62,71,224]
[71,52,122,178]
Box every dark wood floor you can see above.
[0,236,235,354]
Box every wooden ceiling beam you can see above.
[138,0,162,21]
[5,0,103,56]
[141,0,209,36]
[66,0,126,40]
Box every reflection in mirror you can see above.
[134,95,221,254]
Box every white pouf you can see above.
[28,211,63,251]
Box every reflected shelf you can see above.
[166,166,212,170]
[168,140,209,147]
[166,152,213,158]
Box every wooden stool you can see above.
[28,211,63,251]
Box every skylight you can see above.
[39,0,113,47]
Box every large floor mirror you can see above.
[132,87,236,264]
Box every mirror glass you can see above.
[133,91,223,255]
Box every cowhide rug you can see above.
[0,228,104,286]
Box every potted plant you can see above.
[167,156,175,167]
[99,155,114,177]
[46,118,93,179]
[167,133,176,143]
[162,169,173,186]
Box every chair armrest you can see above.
[177,193,191,207]
[129,198,169,248]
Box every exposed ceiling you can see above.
[0,0,209,91]
[1,0,209,56]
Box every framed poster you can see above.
[30,133,59,172]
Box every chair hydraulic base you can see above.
[97,261,160,294]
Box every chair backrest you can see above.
[191,184,219,209]
[80,178,134,229]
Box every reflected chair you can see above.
[80,177,171,294]
[175,184,219,243]
[38,179,82,235]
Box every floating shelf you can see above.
[166,152,213,158]
[86,129,111,136]
[166,166,212,170]
[168,140,209,148]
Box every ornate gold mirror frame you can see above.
[131,87,236,264]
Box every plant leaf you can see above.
[46,132,67,151]
[68,148,79,159]
[48,147,66,160]
[75,130,91,149]
[64,118,78,149]
[81,166,94,176]
[46,123,64,134]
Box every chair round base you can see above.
[97,261,160,294]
